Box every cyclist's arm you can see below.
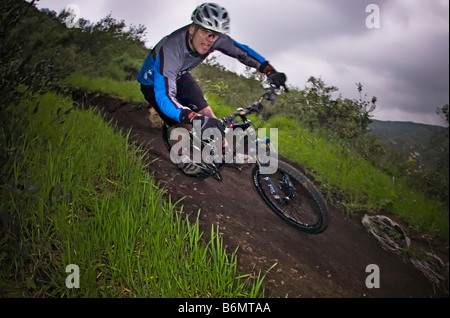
[214,35,271,73]
[153,47,195,124]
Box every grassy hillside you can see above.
[369,119,448,171]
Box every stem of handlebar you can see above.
[260,85,288,103]
[221,86,288,125]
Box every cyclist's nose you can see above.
[206,34,217,42]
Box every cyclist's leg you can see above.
[177,73,226,155]
[197,105,227,156]
[141,84,190,165]
[141,76,213,123]
[140,84,177,127]
[141,78,214,175]
[175,73,212,174]
[176,72,209,114]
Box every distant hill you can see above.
[368,119,449,172]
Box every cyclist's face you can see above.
[189,25,220,55]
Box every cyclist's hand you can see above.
[266,69,287,89]
[262,63,287,89]
[190,114,225,136]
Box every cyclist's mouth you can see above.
[201,43,211,50]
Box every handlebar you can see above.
[221,86,286,129]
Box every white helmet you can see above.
[191,3,230,34]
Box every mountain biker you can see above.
[137,2,287,176]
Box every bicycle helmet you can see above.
[191,3,230,34]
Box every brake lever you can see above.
[255,85,289,108]
[261,88,275,102]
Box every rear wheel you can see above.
[252,160,329,234]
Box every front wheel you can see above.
[252,161,329,234]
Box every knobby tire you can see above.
[252,161,329,234]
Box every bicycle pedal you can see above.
[227,163,242,171]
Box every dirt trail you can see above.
[76,91,448,298]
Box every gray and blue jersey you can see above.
[137,25,269,124]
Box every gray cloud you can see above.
[36,0,449,126]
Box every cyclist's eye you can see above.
[200,28,219,39]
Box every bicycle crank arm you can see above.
[200,165,223,181]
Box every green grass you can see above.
[62,72,146,103]
[0,93,268,297]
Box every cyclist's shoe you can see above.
[177,154,202,176]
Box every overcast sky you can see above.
[35,0,449,126]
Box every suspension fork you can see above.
[279,173,296,200]
[261,174,286,205]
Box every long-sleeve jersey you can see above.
[137,24,269,124]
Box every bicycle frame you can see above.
[166,86,284,180]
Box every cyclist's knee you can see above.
[197,106,216,118]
